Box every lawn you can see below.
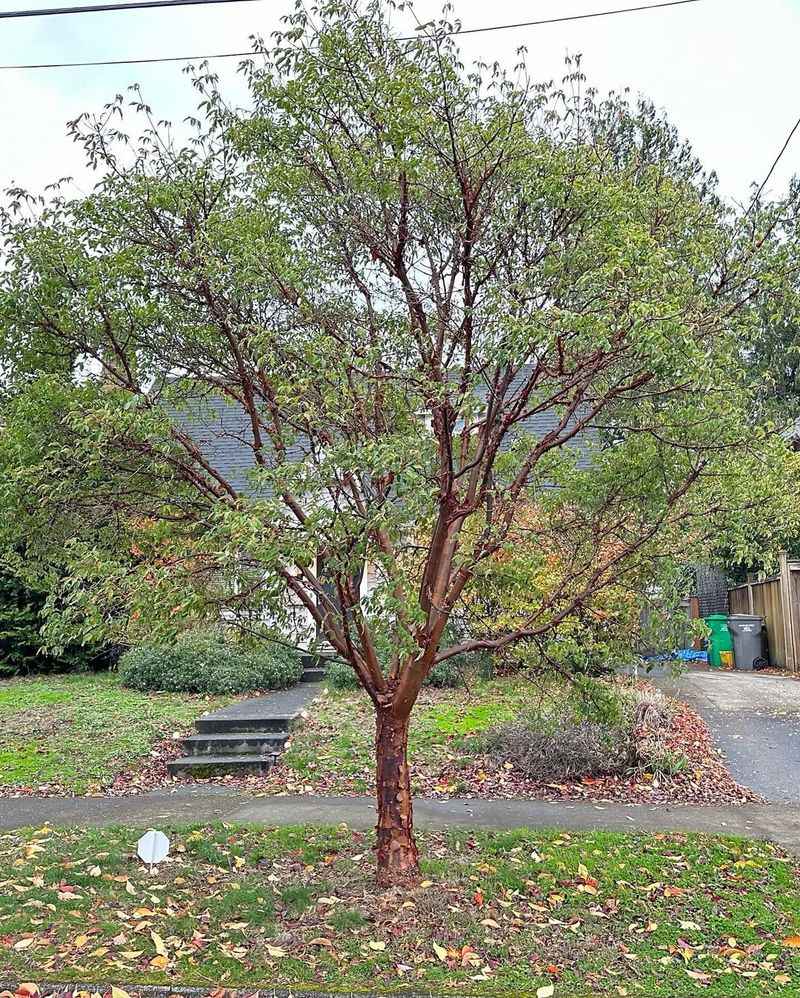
[0,673,230,794]
[0,823,798,996]
[281,676,537,795]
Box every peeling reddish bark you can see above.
[375,707,420,887]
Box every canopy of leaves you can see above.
[0,0,797,693]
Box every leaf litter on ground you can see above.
[0,823,798,996]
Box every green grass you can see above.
[0,672,230,793]
[282,676,538,792]
[0,822,798,995]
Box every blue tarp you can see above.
[675,649,708,662]
[642,649,708,663]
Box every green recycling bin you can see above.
[705,613,734,669]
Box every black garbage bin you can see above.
[727,614,767,671]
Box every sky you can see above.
[1,0,799,204]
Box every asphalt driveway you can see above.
[657,668,800,803]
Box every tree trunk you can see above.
[375,706,420,887]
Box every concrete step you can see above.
[181,731,288,756]
[195,712,297,735]
[195,686,320,735]
[300,667,327,683]
[182,683,321,778]
[167,753,278,777]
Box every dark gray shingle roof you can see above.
[170,394,311,498]
[171,371,594,497]
[473,369,594,468]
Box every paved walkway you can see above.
[655,667,800,803]
[3,789,800,852]
[197,682,321,726]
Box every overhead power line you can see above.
[0,0,702,70]
[746,114,800,214]
[401,0,701,40]
[0,0,259,17]
[0,49,256,69]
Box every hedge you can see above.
[117,631,303,694]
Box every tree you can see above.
[738,175,800,419]
[0,1,796,885]
[0,567,113,677]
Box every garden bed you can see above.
[1,823,798,996]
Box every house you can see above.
[171,375,596,645]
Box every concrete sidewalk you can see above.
[3,788,800,853]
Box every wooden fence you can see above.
[728,552,800,672]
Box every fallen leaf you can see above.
[537,986,555,998]
[368,940,387,951]
[782,935,800,947]
[150,929,168,957]
[149,954,169,970]
[433,942,448,962]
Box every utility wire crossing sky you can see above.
[0,0,797,203]
[0,0,260,20]
[0,0,701,68]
